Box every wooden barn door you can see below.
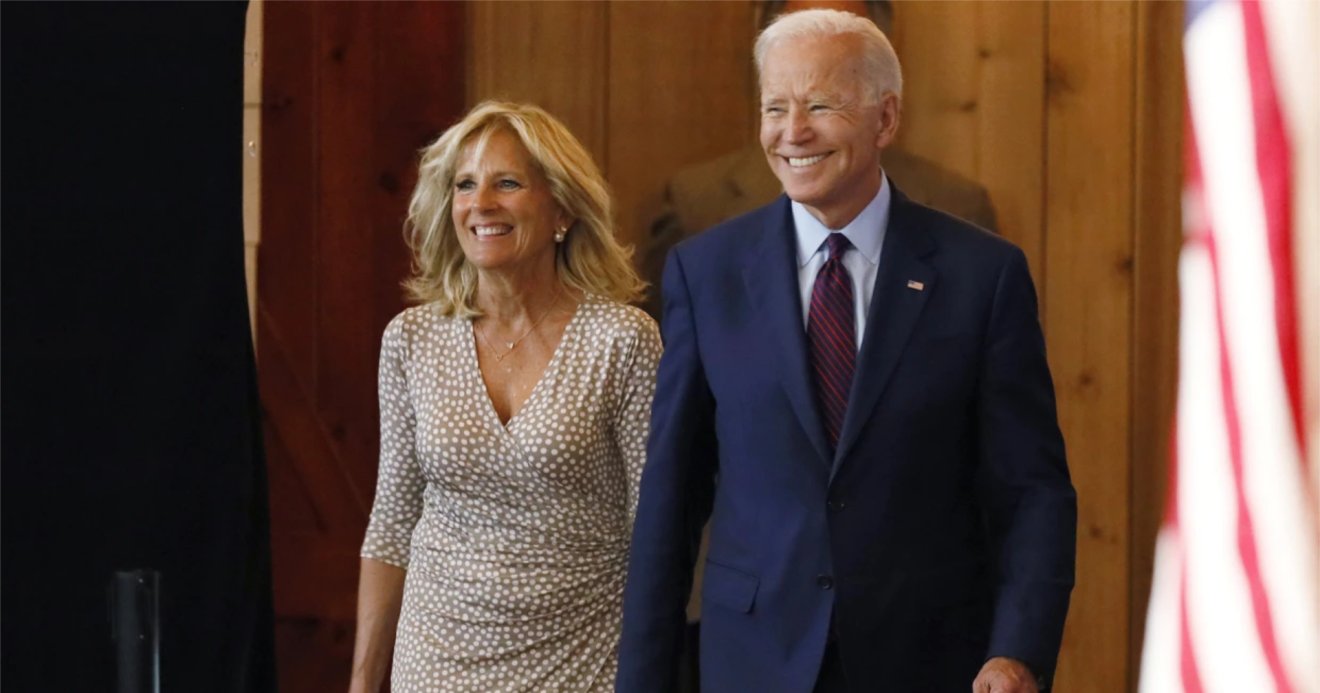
[257,3,466,689]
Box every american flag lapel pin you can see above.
[906,280,925,291]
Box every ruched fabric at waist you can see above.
[405,515,629,623]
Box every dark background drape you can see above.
[2,3,276,690]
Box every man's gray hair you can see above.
[754,8,903,103]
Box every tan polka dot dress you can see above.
[361,294,661,692]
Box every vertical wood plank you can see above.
[243,106,260,325]
[243,0,262,329]
[244,0,263,107]
[316,1,378,502]
[1044,3,1136,691]
[606,1,756,249]
[467,1,609,164]
[260,0,318,387]
[890,1,984,178]
[1129,1,1184,686]
[891,1,1046,285]
[243,109,261,247]
[371,0,467,333]
[972,1,1046,285]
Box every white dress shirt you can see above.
[793,176,891,349]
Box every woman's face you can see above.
[451,129,567,277]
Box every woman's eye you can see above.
[454,179,475,192]
[497,179,522,191]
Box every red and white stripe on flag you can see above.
[1139,1,1320,692]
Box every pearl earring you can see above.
[554,225,567,243]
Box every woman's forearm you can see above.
[348,558,407,693]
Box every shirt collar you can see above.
[792,174,890,267]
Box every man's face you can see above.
[759,33,897,228]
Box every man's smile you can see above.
[785,153,831,168]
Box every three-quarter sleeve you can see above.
[360,314,425,569]
[614,317,663,534]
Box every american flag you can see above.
[1139,1,1320,691]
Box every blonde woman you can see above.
[349,102,661,693]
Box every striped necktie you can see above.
[807,233,856,450]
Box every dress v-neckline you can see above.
[467,298,585,432]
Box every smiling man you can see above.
[618,9,1076,693]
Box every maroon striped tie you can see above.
[807,233,856,450]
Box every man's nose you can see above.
[785,108,812,143]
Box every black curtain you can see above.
[2,2,276,690]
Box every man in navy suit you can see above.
[618,9,1075,693]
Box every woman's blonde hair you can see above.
[404,101,645,317]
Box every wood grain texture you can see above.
[891,0,1047,291]
[606,1,756,249]
[468,1,609,163]
[260,0,317,392]
[1128,1,1183,687]
[244,1,262,328]
[244,107,260,326]
[316,1,380,503]
[244,0,263,107]
[1044,3,1136,691]
[890,1,984,179]
[243,108,261,245]
[260,3,467,689]
[370,0,464,359]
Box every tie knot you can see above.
[826,233,851,260]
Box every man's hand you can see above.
[972,657,1038,693]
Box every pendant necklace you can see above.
[475,296,559,365]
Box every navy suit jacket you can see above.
[618,189,1076,693]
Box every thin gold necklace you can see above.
[475,296,560,362]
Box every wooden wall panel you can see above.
[468,2,609,163]
[1129,1,1184,686]
[317,1,381,505]
[606,2,757,248]
[243,1,262,329]
[971,1,1047,284]
[261,0,318,399]
[892,1,1047,293]
[1044,3,1137,691]
[370,0,464,357]
[260,3,467,689]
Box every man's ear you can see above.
[875,92,901,149]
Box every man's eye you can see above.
[763,106,784,115]
[809,104,830,112]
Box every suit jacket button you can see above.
[827,499,845,512]
[816,574,834,590]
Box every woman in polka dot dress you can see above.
[349,102,661,693]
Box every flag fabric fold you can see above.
[1139,1,1320,691]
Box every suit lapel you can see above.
[831,190,936,478]
[741,198,834,467]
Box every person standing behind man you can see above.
[619,9,1074,693]
[640,1,1000,319]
